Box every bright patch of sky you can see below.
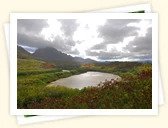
[69,19,106,58]
[40,19,64,41]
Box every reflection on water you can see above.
[49,71,121,89]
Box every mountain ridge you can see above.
[17,45,33,59]
[18,46,96,65]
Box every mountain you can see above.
[18,46,96,68]
[17,45,33,59]
[32,47,96,65]
[32,47,75,62]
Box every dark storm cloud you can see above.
[17,33,79,55]
[125,27,152,54]
[17,19,49,35]
[17,33,51,48]
[98,19,140,44]
[58,19,79,38]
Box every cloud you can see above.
[17,33,79,55]
[86,27,152,61]
[17,19,49,35]
[90,43,107,51]
[129,54,152,60]
[66,48,80,55]
[17,19,80,55]
[97,51,122,60]
[86,49,122,60]
[98,19,140,44]
[17,19,152,61]
[17,33,51,48]
[51,36,77,53]
[59,19,79,38]
[124,27,152,54]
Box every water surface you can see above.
[49,71,121,89]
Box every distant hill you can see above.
[18,46,149,67]
[33,47,74,62]
[32,47,96,64]
[74,57,96,64]
[18,46,96,69]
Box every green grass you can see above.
[17,59,87,108]
[17,59,152,109]
[17,58,58,72]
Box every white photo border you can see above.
[10,13,158,115]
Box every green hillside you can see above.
[18,59,56,72]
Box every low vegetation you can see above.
[17,59,152,109]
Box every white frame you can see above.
[91,3,151,13]
[10,13,158,115]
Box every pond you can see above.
[48,71,121,89]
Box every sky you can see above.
[17,18,152,61]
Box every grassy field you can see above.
[17,59,152,109]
